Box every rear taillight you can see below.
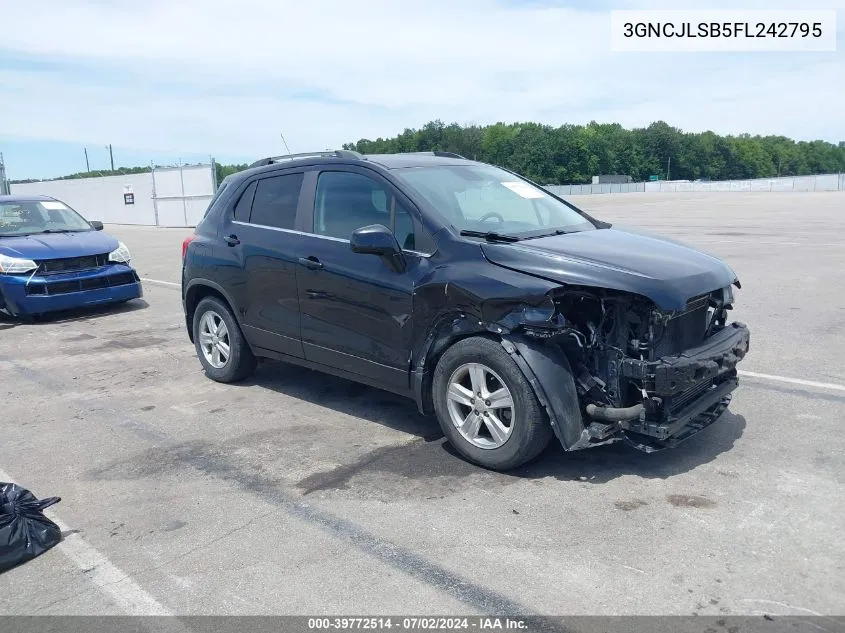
[181,234,196,260]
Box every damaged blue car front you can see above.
[0,195,143,318]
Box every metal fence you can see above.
[151,164,218,227]
[546,173,845,197]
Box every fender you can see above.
[500,334,586,450]
[183,277,244,343]
[408,264,562,416]
[410,311,487,415]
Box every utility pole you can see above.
[210,155,218,191]
[84,147,90,172]
[666,155,671,181]
[108,144,114,171]
[0,152,9,195]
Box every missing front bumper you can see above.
[602,321,749,451]
[622,377,737,452]
[620,321,750,396]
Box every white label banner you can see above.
[610,10,837,52]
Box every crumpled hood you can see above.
[481,226,738,310]
[0,231,119,260]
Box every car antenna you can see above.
[280,132,292,156]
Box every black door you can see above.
[220,169,308,358]
[294,168,436,393]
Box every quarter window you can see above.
[233,181,257,222]
[394,203,435,253]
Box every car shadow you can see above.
[240,360,442,439]
[238,360,747,484]
[508,410,747,483]
[0,298,149,329]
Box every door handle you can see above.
[298,256,324,270]
[224,234,240,246]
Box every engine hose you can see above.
[585,402,644,422]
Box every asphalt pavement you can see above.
[1,192,843,620]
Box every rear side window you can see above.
[233,181,257,222]
[249,173,304,229]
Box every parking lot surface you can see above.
[1,192,843,617]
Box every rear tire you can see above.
[192,296,256,383]
[432,336,553,470]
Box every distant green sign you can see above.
[649,175,660,181]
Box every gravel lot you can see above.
[1,192,843,619]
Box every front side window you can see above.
[393,164,596,237]
[0,200,94,237]
[314,171,434,252]
[248,173,303,230]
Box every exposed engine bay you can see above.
[513,283,750,452]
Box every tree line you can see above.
[9,120,844,186]
[10,163,249,187]
[343,120,845,185]
[11,165,154,185]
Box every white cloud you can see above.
[0,0,843,158]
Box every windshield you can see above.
[0,200,94,237]
[393,164,596,237]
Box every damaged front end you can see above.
[500,283,750,453]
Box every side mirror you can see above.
[89,221,104,231]
[350,224,405,272]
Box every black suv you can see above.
[181,150,750,470]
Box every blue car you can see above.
[0,194,143,318]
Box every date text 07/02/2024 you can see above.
[307,617,529,630]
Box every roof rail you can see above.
[403,151,467,159]
[248,149,364,169]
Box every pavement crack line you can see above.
[0,353,555,621]
[26,567,160,616]
[28,585,107,615]
[126,510,279,581]
[737,599,826,617]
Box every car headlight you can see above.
[108,242,132,264]
[0,253,38,274]
[522,296,557,324]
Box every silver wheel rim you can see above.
[198,310,230,369]
[446,362,515,450]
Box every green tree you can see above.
[16,122,844,186]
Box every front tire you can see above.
[192,296,256,383]
[432,336,553,470]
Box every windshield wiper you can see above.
[459,230,521,243]
[0,230,84,237]
[520,229,577,240]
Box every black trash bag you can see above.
[0,482,62,573]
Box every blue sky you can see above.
[1,0,843,180]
